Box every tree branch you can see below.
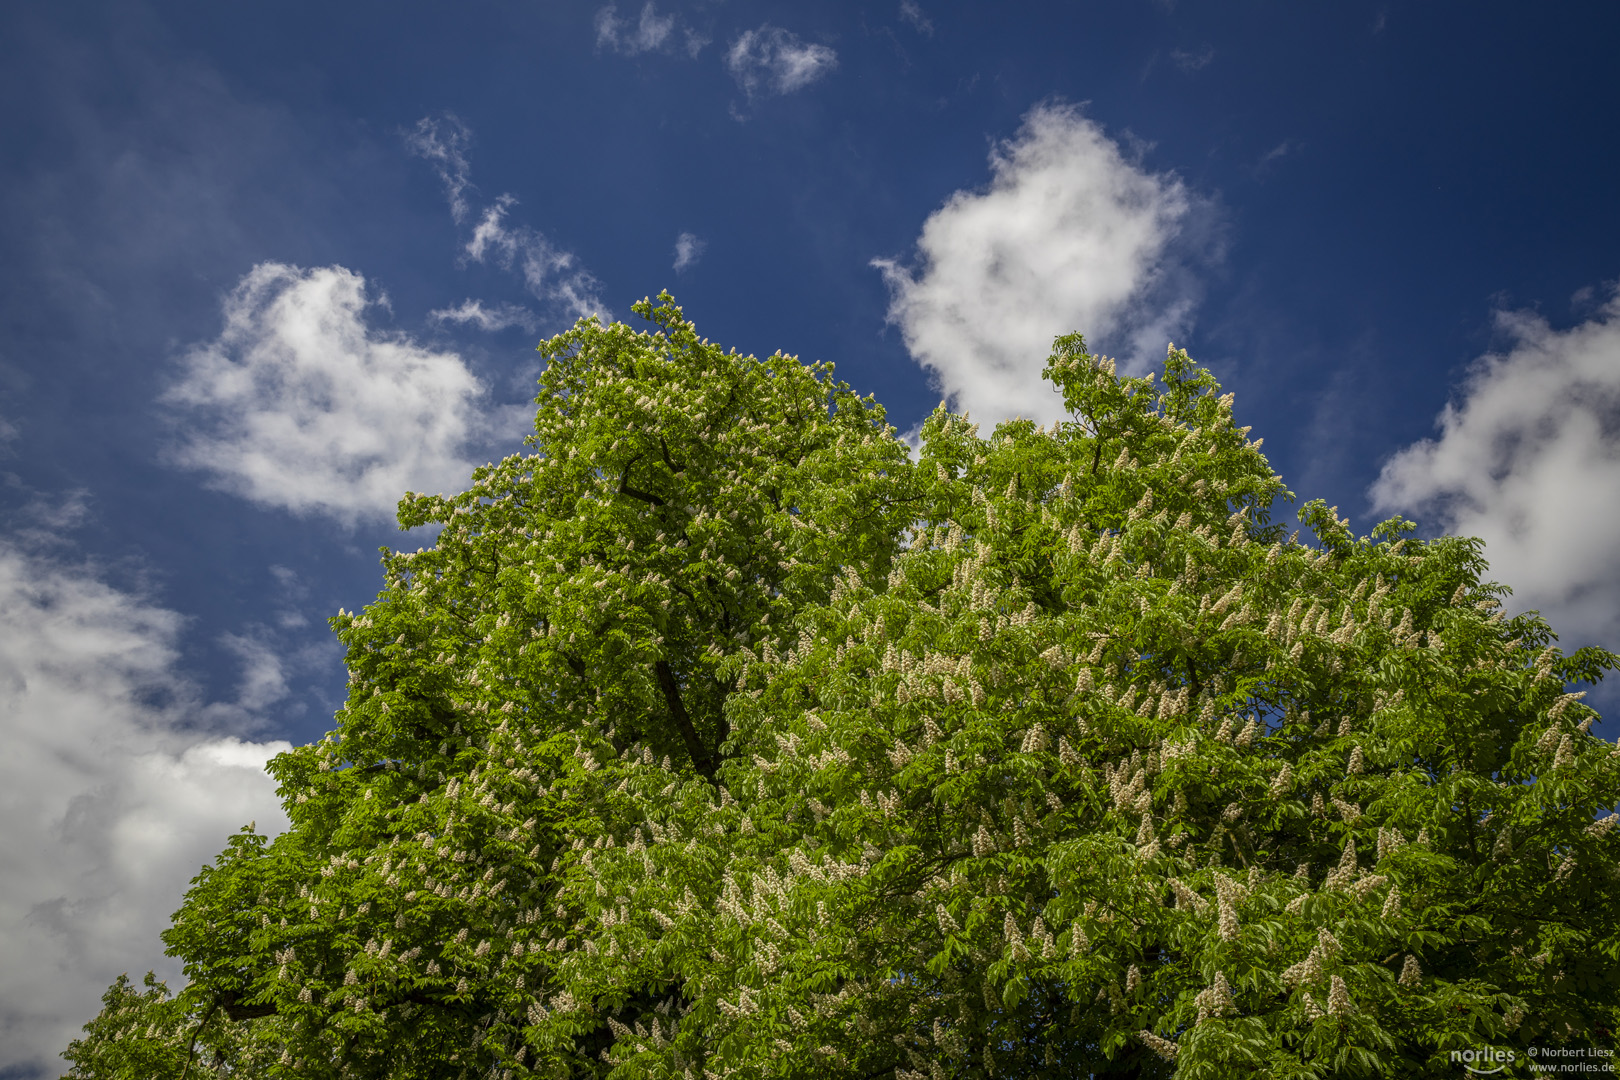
[178,1000,219,1080]
[658,436,686,475]
[220,1000,278,1022]
[617,455,666,506]
[655,660,716,780]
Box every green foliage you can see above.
[61,973,190,1080]
[63,296,1620,1078]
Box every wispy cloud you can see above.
[1371,289,1620,652]
[404,113,475,225]
[1259,140,1293,166]
[899,0,934,35]
[0,543,290,1075]
[1170,44,1215,71]
[409,118,608,325]
[428,298,540,333]
[1252,139,1298,180]
[220,628,293,711]
[727,25,838,98]
[464,196,607,323]
[595,2,677,55]
[163,262,491,525]
[5,487,94,551]
[873,101,1214,431]
[682,28,712,58]
[673,231,706,272]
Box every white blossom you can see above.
[1135,1029,1179,1061]
[1327,974,1353,1016]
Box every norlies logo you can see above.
[1452,1048,1516,1075]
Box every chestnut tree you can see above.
[65,297,1620,1079]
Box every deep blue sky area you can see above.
[3,3,1620,1068]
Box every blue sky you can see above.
[3,1,1618,1072]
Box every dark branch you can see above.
[658,436,686,475]
[655,660,716,780]
[178,1000,220,1080]
[617,455,666,506]
[220,1000,278,1022]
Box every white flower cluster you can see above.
[1135,1028,1179,1061]
[1194,971,1235,1023]
[1168,877,1210,915]
[1214,873,1244,941]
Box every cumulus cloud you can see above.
[595,3,676,54]
[428,298,540,333]
[1371,291,1620,650]
[405,114,475,225]
[727,25,838,97]
[465,196,607,323]
[873,101,1211,431]
[0,544,290,1074]
[163,262,490,525]
[673,231,706,272]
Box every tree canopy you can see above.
[65,295,1620,1079]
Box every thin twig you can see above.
[177,1000,218,1080]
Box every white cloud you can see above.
[1370,291,1620,651]
[899,0,934,35]
[407,116,607,328]
[405,114,475,225]
[727,25,838,98]
[163,262,490,525]
[595,3,676,55]
[428,298,540,333]
[221,630,292,711]
[673,231,706,272]
[7,488,94,553]
[873,101,1209,431]
[0,544,290,1074]
[465,197,608,324]
[683,28,712,59]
